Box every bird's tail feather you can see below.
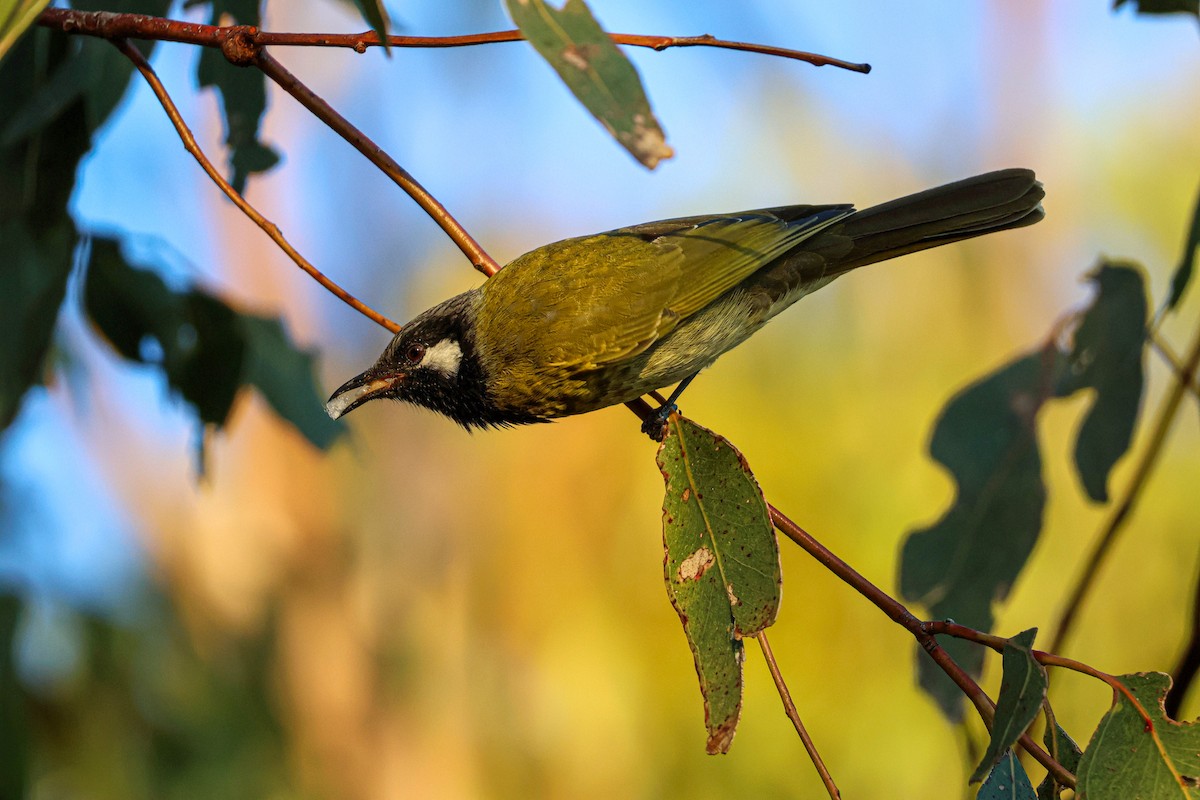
[827,168,1044,273]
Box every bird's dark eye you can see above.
[405,343,426,365]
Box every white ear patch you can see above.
[422,338,463,377]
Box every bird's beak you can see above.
[325,368,404,420]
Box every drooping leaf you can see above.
[978,750,1038,800]
[505,0,673,169]
[197,0,279,193]
[972,629,1048,783]
[1056,262,1147,503]
[0,31,88,431]
[85,238,244,426]
[1113,0,1199,16]
[238,314,343,449]
[83,238,342,448]
[349,0,391,52]
[0,593,28,800]
[656,414,780,754]
[1168,179,1200,311]
[0,0,51,64]
[1036,719,1083,800]
[1076,672,1200,799]
[900,350,1063,719]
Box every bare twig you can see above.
[37,9,871,73]
[756,632,840,799]
[1151,330,1200,399]
[255,29,872,74]
[114,38,401,333]
[252,50,501,277]
[1051,320,1200,654]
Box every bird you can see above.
[325,169,1044,437]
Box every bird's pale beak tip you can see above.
[324,399,347,420]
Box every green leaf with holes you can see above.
[1055,262,1147,503]
[657,414,780,754]
[1076,672,1200,799]
[972,629,1047,783]
[900,350,1063,720]
[505,0,672,169]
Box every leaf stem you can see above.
[114,38,401,333]
[1050,319,1200,654]
[755,632,840,799]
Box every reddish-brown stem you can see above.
[766,505,1075,788]
[252,50,500,277]
[113,38,401,333]
[256,29,872,73]
[1051,319,1200,654]
[756,632,840,799]
[36,9,870,74]
[923,620,1154,729]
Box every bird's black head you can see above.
[325,292,539,430]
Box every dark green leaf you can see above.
[1056,262,1147,503]
[900,350,1062,719]
[350,0,391,52]
[1168,179,1200,311]
[238,315,344,449]
[978,750,1037,800]
[0,593,28,800]
[1114,0,1199,16]
[656,414,780,754]
[197,0,279,193]
[84,238,245,426]
[505,0,672,169]
[1076,672,1200,799]
[972,629,1048,783]
[1036,720,1082,800]
[0,31,94,431]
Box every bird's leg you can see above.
[641,373,698,441]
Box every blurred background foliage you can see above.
[1,1,1198,798]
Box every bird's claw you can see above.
[641,404,676,442]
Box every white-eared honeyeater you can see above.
[326,169,1044,434]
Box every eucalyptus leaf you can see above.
[978,750,1038,800]
[1168,180,1200,311]
[1076,672,1200,799]
[656,414,780,753]
[900,351,1063,719]
[1036,720,1082,800]
[350,0,391,52]
[971,629,1047,783]
[505,0,672,169]
[0,0,50,63]
[1055,262,1147,503]
[1113,0,1199,16]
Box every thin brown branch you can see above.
[755,632,840,799]
[1151,330,1200,399]
[1050,319,1200,654]
[256,29,872,74]
[113,38,401,333]
[37,9,870,74]
[766,505,1076,788]
[252,50,500,277]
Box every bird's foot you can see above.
[641,403,677,442]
